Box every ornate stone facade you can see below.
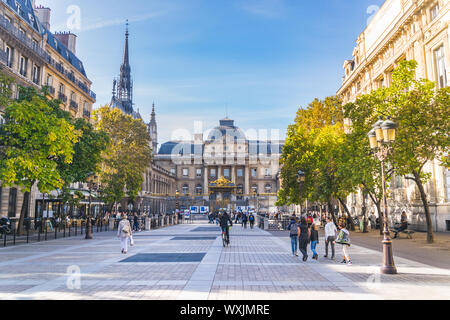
[154,118,284,213]
[337,0,449,232]
[0,0,96,219]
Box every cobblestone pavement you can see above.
[0,218,449,300]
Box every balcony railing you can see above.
[69,100,78,111]
[58,92,67,103]
[0,15,48,61]
[83,109,91,118]
[0,15,97,101]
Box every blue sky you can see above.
[37,0,385,144]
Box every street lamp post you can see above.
[85,173,98,240]
[297,170,306,216]
[368,116,397,275]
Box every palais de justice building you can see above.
[153,118,284,213]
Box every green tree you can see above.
[56,118,109,206]
[345,60,450,243]
[94,106,152,212]
[277,97,356,227]
[0,86,80,234]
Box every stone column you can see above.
[204,167,209,195]
[245,166,250,196]
[218,166,222,178]
[231,166,236,183]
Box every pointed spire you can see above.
[150,102,156,123]
[123,20,130,68]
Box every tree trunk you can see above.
[361,191,368,233]
[415,175,434,244]
[327,201,337,225]
[338,197,355,231]
[17,191,30,236]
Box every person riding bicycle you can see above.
[219,211,233,244]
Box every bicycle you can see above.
[222,226,230,247]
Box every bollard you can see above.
[27,229,29,244]
[81,221,83,235]
[13,228,16,245]
[75,222,77,236]
[3,233,6,247]
[55,225,58,239]
[38,228,41,242]
[45,226,48,241]
[63,224,66,238]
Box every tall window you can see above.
[5,46,13,68]
[8,188,17,218]
[435,45,447,89]
[251,168,257,177]
[210,168,216,178]
[182,168,189,177]
[265,168,271,176]
[224,168,230,178]
[46,74,53,86]
[431,3,439,21]
[32,65,40,84]
[19,56,27,77]
[196,169,202,177]
[196,185,203,195]
[59,83,65,94]
[182,184,189,195]
[237,168,243,177]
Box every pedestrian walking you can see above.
[133,213,139,232]
[288,216,299,256]
[336,222,352,265]
[324,216,337,259]
[298,217,310,262]
[249,213,255,229]
[310,223,319,260]
[117,213,132,254]
[242,213,248,229]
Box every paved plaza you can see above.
[0,217,449,300]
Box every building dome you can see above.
[207,118,247,142]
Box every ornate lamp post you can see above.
[85,173,98,240]
[368,116,397,275]
[297,170,306,215]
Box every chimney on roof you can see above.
[34,5,51,30]
[54,31,77,54]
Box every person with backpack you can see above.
[242,213,248,229]
[310,223,319,260]
[249,213,255,229]
[117,213,132,254]
[288,217,299,256]
[336,222,352,265]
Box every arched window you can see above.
[182,184,189,195]
[265,184,272,192]
[196,184,203,195]
[237,184,244,194]
[251,185,258,194]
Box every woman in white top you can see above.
[117,213,132,254]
